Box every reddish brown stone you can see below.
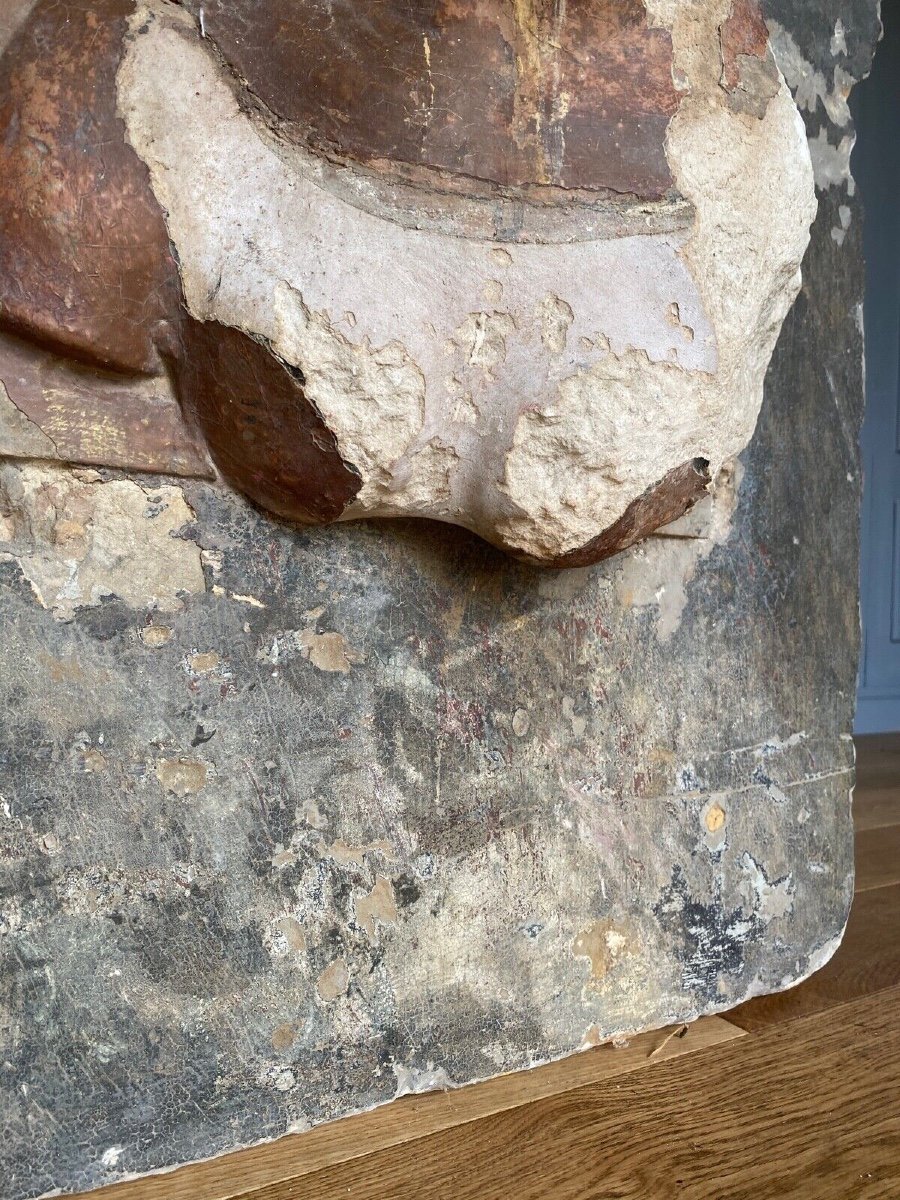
[0,332,213,478]
[720,0,770,91]
[171,319,361,525]
[0,2,360,520]
[188,0,683,199]
[0,0,711,558]
[0,0,182,375]
[537,458,712,569]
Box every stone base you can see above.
[0,0,879,1194]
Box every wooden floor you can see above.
[94,736,900,1200]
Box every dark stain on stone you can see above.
[393,875,422,909]
[122,888,270,998]
[0,0,183,374]
[73,597,140,643]
[654,865,754,1002]
[375,1023,414,1071]
[536,457,712,569]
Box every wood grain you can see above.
[271,987,900,1200]
[854,734,900,791]
[86,1017,744,1200]
[854,783,900,832]
[855,824,900,892]
[729,883,900,1031]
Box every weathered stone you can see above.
[0,463,206,619]
[0,333,212,479]
[0,0,182,374]
[542,456,712,569]
[0,0,816,567]
[114,0,816,564]
[181,0,683,198]
[0,0,879,1195]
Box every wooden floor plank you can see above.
[729,883,900,1032]
[854,783,900,832]
[855,824,900,892]
[854,733,900,791]
[86,1017,745,1200]
[269,988,900,1200]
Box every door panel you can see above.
[856,0,900,732]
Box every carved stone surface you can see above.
[180,0,685,198]
[0,0,181,374]
[0,0,816,565]
[0,0,879,1196]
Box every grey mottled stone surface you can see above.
[0,1,880,1195]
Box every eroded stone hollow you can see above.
[0,0,816,565]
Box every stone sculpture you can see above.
[0,2,875,1196]
[0,0,815,565]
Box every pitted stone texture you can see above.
[115,0,815,564]
[0,464,205,619]
[0,0,815,566]
[0,0,876,1196]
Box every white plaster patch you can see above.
[739,853,795,922]
[830,19,848,57]
[0,463,205,619]
[831,202,853,246]
[755,730,807,757]
[807,128,857,192]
